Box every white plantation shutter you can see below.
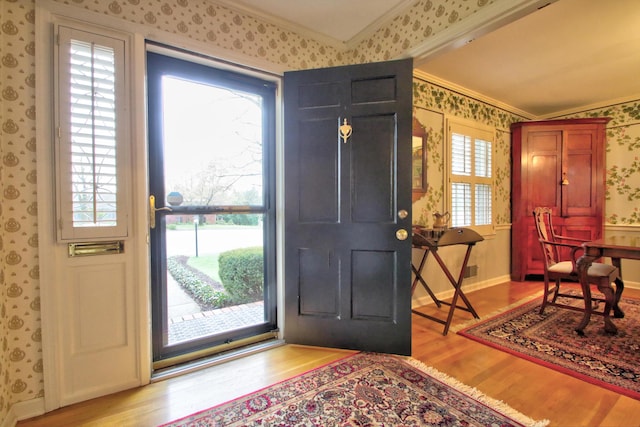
[56,26,130,240]
[451,133,471,176]
[475,183,492,225]
[451,182,471,226]
[448,119,494,233]
[474,139,492,226]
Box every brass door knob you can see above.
[396,229,408,240]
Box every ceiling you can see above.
[219,0,640,118]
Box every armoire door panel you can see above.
[564,128,600,217]
[528,153,561,211]
[527,130,562,213]
[529,131,562,152]
[565,152,595,212]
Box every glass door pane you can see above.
[147,51,276,366]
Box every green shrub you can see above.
[167,256,231,309]
[217,214,260,226]
[218,247,264,303]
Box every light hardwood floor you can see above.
[18,281,640,427]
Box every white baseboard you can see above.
[411,275,512,308]
[412,277,640,309]
[0,397,45,427]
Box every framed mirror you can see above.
[412,117,427,196]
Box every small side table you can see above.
[411,227,484,335]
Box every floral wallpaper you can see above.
[1,0,639,422]
[0,0,501,419]
[411,77,528,228]
[1,0,42,418]
[411,78,640,229]
[554,103,640,224]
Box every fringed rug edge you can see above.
[449,291,544,334]
[453,294,640,401]
[402,356,550,427]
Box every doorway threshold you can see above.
[151,337,284,383]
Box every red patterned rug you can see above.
[162,352,547,426]
[458,293,640,400]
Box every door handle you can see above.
[149,195,172,229]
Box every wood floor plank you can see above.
[17,281,640,427]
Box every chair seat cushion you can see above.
[548,260,617,277]
[548,261,574,274]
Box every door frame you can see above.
[145,49,280,364]
[143,45,286,363]
[36,1,286,413]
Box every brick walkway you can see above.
[166,271,266,344]
[168,301,265,344]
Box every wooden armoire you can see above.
[511,118,610,281]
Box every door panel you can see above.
[351,114,395,222]
[284,58,413,356]
[527,130,562,214]
[60,256,138,404]
[351,250,395,320]
[298,118,339,222]
[299,248,339,316]
[564,129,599,216]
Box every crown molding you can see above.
[212,0,349,51]
[541,93,640,120]
[415,68,640,121]
[408,0,557,66]
[344,0,417,49]
[413,69,533,119]
[213,0,419,53]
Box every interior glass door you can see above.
[146,50,276,366]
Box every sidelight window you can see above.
[55,26,130,241]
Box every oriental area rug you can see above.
[458,294,640,400]
[162,352,547,427]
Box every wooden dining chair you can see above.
[532,207,622,317]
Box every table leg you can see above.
[575,252,618,335]
[575,253,595,335]
[431,246,480,335]
[596,283,617,335]
[411,249,441,307]
[611,257,625,319]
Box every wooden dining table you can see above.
[575,234,640,335]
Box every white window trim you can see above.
[54,23,132,241]
[445,116,496,237]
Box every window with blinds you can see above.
[448,118,494,234]
[55,26,130,241]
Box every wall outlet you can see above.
[464,264,478,278]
